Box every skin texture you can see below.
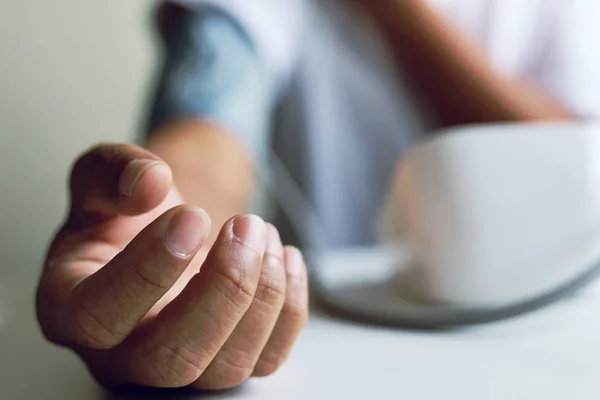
[37,0,573,389]
[359,0,574,126]
[36,142,309,390]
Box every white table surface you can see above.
[2,248,600,400]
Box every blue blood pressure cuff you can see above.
[147,2,275,161]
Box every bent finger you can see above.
[193,224,286,390]
[252,246,309,377]
[65,205,211,349]
[119,215,267,388]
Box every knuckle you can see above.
[68,303,124,349]
[152,343,205,387]
[133,258,174,291]
[208,236,265,307]
[253,354,284,377]
[254,273,286,308]
[203,354,254,389]
[212,263,256,309]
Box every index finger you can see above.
[63,205,211,350]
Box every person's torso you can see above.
[272,0,557,248]
[172,0,565,248]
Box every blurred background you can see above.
[0,0,156,295]
[2,0,600,313]
[0,2,160,395]
[2,0,600,322]
[1,1,600,398]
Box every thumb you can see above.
[68,143,172,227]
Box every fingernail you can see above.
[232,215,267,252]
[266,223,284,258]
[166,206,211,257]
[285,247,303,276]
[119,159,163,197]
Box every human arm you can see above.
[147,120,252,245]
[35,5,308,390]
[144,3,275,243]
[36,144,308,389]
[362,0,575,126]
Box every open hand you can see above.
[36,143,308,390]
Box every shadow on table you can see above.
[105,385,248,400]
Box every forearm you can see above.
[147,119,254,244]
[371,0,573,126]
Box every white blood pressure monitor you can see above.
[267,123,600,328]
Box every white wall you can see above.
[0,0,157,296]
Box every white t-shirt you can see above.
[172,0,600,247]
